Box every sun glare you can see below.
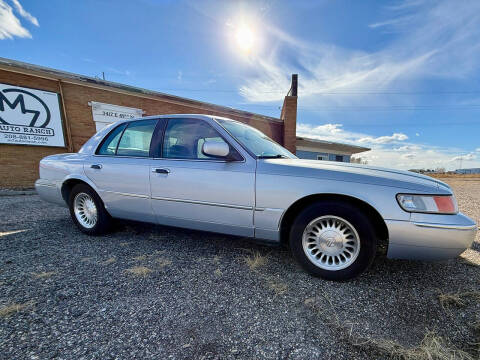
[235,25,255,53]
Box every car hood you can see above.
[257,158,451,193]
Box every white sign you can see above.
[91,101,143,131]
[0,83,65,147]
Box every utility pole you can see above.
[102,72,105,81]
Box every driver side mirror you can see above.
[202,140,230,159]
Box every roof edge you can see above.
[296,136,371,153]
[0,57,282,123]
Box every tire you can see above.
[289,201,377,281]
[68,184,112,235]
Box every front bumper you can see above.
[35,179,66,207]
[386,212,477,260]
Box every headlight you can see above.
[396,194,458,214]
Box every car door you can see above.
[149,117,256,237]
[84,119,158,223]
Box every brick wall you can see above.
[280,95,297,154]
[0,69,286,188]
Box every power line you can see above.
[233,104,480,111]
[154,87,480,95]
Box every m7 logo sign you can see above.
[0,83,65,147]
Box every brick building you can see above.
[0,58,297,188]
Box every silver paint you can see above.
[35,114,477,261]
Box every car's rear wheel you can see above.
[289,201,377,280]
[69,184,111,235]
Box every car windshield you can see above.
[217,119,296,159]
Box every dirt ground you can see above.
[0,178,479,359]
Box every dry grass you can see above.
[305,293,475,360]
[119,242,130,247]
[243,250,268,271]
[32,271,56,279]
[0,229,28,237]
[133,251,166,262]
[473,318,480,333]
[438,293,466,309]
[80,257,93,262]
[438,291,480,309]
[125,266,153,277]
[101,257,116,265]
[0,301,32,317]
[428,174,480,179]
[155,257,172,268]
[267,279,288,296]
[368,332,474,360]
[214,268,222,277]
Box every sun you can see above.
[235,24,255,53]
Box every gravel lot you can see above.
[1,178,479,359]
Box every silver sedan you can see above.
[35,114,477,280]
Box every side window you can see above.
[162,118,229,159]
[116,120,157,157]
[96,123,127,155]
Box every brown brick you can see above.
[0,68,293,188]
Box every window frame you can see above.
[154,117,245,162]
[94,119,161,158]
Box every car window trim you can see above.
[212,118,258,159]
[94,122,127,156]
[94,119,160,158]
[150,118,167,158]
[156,117,245,163]
[114,122,129,156]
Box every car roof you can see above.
[122,114,236,123]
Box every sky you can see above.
[1,0,479,170]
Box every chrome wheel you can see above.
[302,215,360,271]
[73,193,98,229]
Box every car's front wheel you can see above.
[289,201,377,280]
[68,184,112,235]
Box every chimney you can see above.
[280,74,298,154]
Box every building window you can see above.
[335,155,343,162]
[317,155,328,161]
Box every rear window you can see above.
[96,120,157,157]
[96,123,127,155]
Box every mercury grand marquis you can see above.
[35,114,477,280]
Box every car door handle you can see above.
[152,168,170,174]
[91,164,102,169]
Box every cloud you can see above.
[297,121,480,170]
[11,0,38,26]
[297,123,409,147]
[238,0,480,104]
[452,153,476,161]
[358,133,408,144]
[395,145,422,151]
[233,0,480,170]
[0,0,38,39]
[107,67,132,77]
